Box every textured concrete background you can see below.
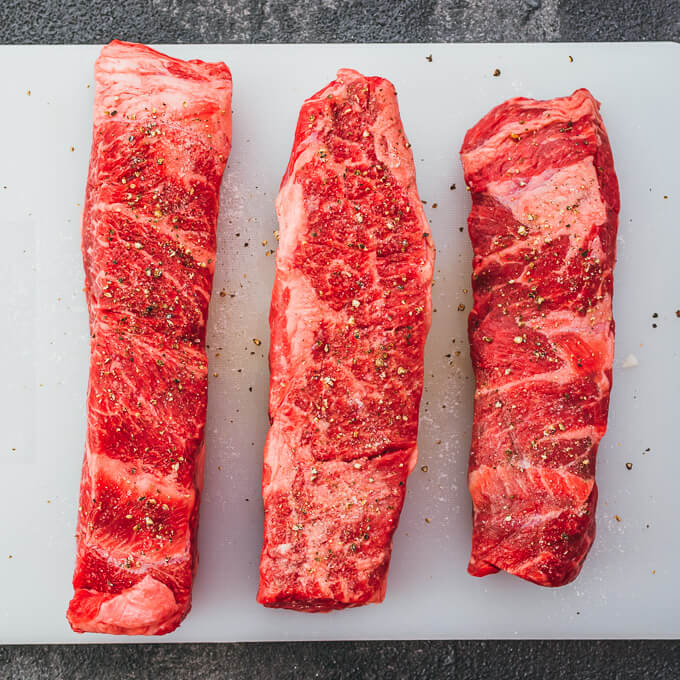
[1,0,679,677]
[1,0,679,43]
[2,640,680,679]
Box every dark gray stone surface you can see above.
[559,0,680,42]
[1,0,679,44]
[2,641,680,679]
[1,1,679,677]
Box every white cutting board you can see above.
[0,43,678,643]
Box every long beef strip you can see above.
[460,89,619,586]
[258,69,435,610]
[67,41,232,635]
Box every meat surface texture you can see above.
[460,89,619,587]
[67,41,232,635]
[258,69,434,611]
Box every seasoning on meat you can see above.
[460,88,619,586]
[66,41,232,635]
[258,69,435,611]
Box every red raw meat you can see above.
[460,89,619,586]
[67,41,232,635]
[258,69,434,610]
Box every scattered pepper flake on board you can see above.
[493,68,501,77]
[615,515,621,522]
[253,338,262,346]
[450,183,456,190]
[625,462,633,470]
[568,55,574,63]
[426,54,433,62]
[421,465,428,472]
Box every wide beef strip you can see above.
[460,89,619,587]
[258,69,435,611]
[67,41,232,635]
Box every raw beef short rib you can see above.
[67,41,232,634]
[460,89,619,586]
[258,69,435,610]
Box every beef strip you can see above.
[67,41,232,634]
[460,89,619,586]
[258,69,434,610]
